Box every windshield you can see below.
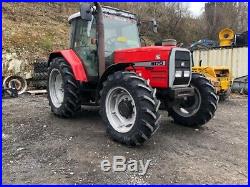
[103,14,140,56]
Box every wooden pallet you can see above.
[26,89,47,95]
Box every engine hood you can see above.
[113,46,176,64]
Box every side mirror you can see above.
[80,3,92,21]
[152,19,157,33]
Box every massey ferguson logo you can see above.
[155,54,161,60]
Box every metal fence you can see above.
[193,47,248,79]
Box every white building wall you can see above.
[193,47,248,78]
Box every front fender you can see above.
[48,49,88,82]
[96,63,133,98]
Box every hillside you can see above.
[2,3,79,62]
[2,2,247,64]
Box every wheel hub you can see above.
[172,86,202,117]
[9,79,22,90]
[118,99,134,119]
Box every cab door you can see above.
[70,17,98,79]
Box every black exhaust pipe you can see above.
[94,2,105,77]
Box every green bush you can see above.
[39,37,53,51]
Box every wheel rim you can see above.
[172,86,201,117]
[105,87,137,133]
[8,79,22,90]
[3,76,27,94]
[49,69,64,108]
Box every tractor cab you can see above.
[68,6,140,78]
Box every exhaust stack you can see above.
[94,2,105,77]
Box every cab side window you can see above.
[72,17,98,77]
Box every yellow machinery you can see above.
[191,28,235,101]
[219,28,235,47]
[192,65,232,101]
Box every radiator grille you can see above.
[173,51,191,86]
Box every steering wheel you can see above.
[105,37,116,51]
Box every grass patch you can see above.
[39,37,53,51]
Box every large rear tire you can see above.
[34,58,48,73]
[33,80,47,89]
[33,72,48,81]
[168,73,218,127]
[47,57,81,118]
[100,71,161,146]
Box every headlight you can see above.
[184,71,190,77]
[175,71,182,77]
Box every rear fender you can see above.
[48,49,88,82]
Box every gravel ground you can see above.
[2,94,248,184]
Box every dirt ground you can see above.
[2,94,248,184]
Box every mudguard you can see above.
[48,49,88,82]
[96,63,133,98]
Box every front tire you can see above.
[168,73,218,127]
[47,57,81,118]
[100,71,161,146]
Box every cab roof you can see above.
[68,5,136,23]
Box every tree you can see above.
[204,2,248,40]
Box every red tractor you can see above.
[47,3,218,146]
